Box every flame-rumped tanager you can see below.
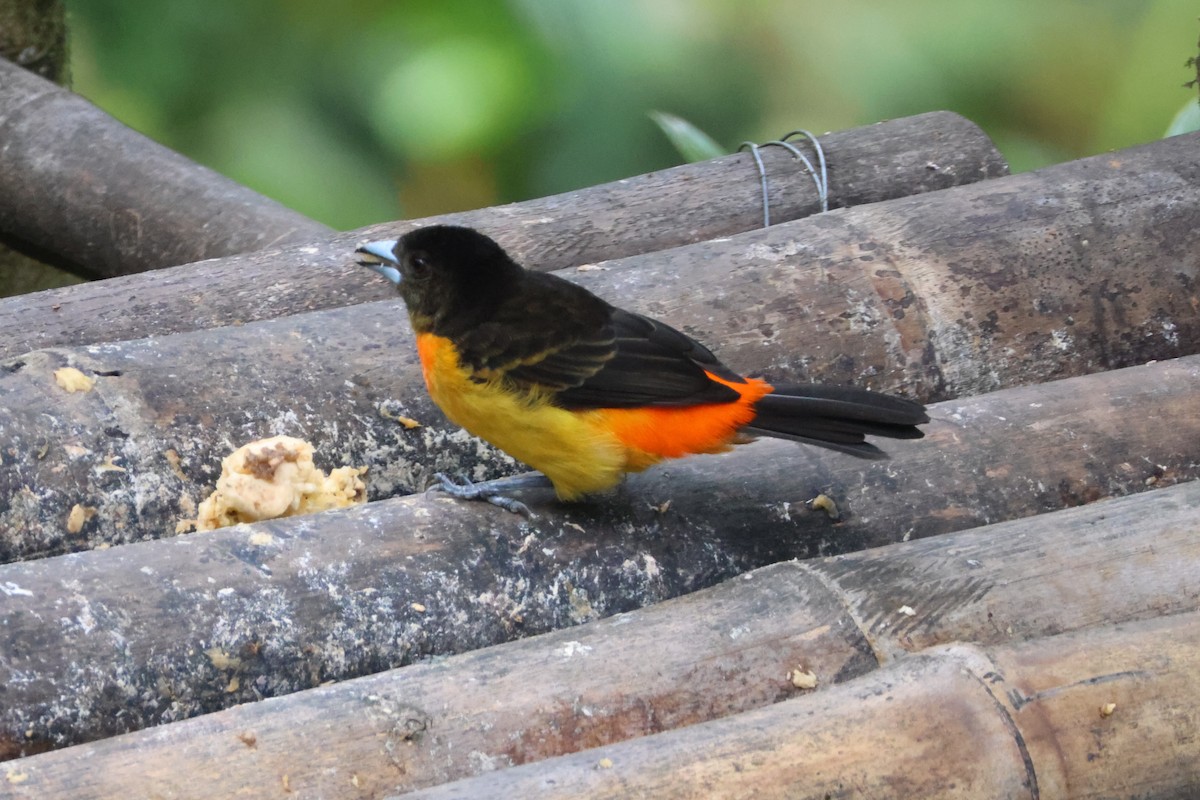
[357,225,928,509]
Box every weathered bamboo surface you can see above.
[0,356,1197,761]
[398,611,1200,799]
[0,131,1195,555]
[7,480,1197,797]
[0,108,1195,798]
[0,57,332,277]
[0,2,75,297]
[0,110,1007,355]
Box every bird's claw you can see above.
[429,473,534,517]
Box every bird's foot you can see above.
[428,472,552,517]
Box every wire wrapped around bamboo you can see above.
[0,109,1005,354]
[0,132,1195,557]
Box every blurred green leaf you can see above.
[201,97,401,229]
[370,37,535,161]
[649,111,725,163]
[1165,97,1200,137]
[61,0,1200,229]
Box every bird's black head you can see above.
[356,225,524,336]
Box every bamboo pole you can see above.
[0,110,1006,355]
[397,612,1200,800]
[5,481,1198,796]
[0,133,1195,554]
[0,58,332,278]
[0,357,1197,762]
[0,2,74,298]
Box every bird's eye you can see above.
[406,252,432,279]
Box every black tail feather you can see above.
[747,384,929,460]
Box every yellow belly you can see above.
[417,334,632,500]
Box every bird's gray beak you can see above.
[356,240,402,285]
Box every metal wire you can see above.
[738,129,829,228]
[737,141,773,226]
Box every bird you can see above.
[357,225,928,512]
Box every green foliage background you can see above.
[64,0,1199,231]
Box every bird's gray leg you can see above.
[428,472,554,517]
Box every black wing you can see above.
[453,272,741,410]
[551,310,741,409]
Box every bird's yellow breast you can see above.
[414,333,765,500]
[415,333,629,499]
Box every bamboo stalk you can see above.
[2,129,1192,562]
[0,57,332,278]
[0,357,1197,763]
[5,481,1198,796]
[396,612,1200,799]
[0,4,74,296]
[0,110,1006,355]
[0,122,1195,553]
